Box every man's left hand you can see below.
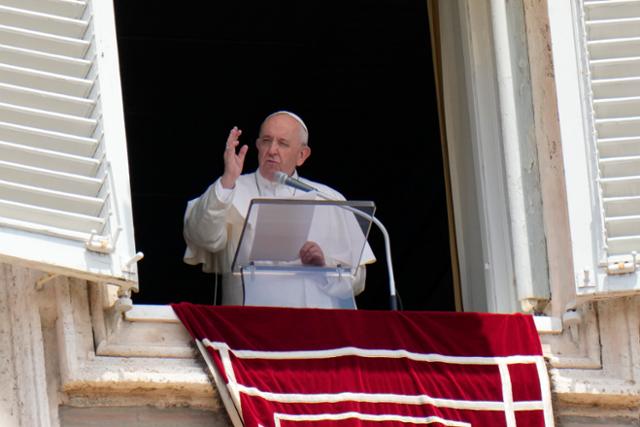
[299,241,325,266]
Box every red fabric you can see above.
[171,303,553,427]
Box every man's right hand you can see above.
[220,126,248,189]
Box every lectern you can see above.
[231,198,376,309]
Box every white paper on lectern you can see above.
[248,194,316,262]
[239,193,376,271]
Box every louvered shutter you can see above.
[0,0,139,290]
[549,0,640,299]
[587,0,640,254]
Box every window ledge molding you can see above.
[55,280,220,409]
[533,315,563,334]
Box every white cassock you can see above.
[183,170,376,308]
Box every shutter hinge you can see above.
[599,252,638,275]
[86,227,121,254]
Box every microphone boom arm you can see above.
[315,192,398,311]
[275,171,398,310]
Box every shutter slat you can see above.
[0,160,102,196]
[600,155,640,178]
[598,136,640,157]
[589,38,640,60]
[0,24,89,58]
[596,116,640,138]
[0,217,91,243]
[0,43,91,78]
[0,5,87,38]
[0,82,95,116]
[0,179,102,216]
[0,140,99,177]
[591,57,640,79]
[0,199,104,234]
[604,195,640,216]
[600,175,640,198]
[0,63,92,97]
[587,18,640,41]
[593,76,640,98]
[605,214,640,237]
[607,235,640,253]
[0,0,87,20]
[585,0,640,21]
[0,121,97,157]
[594,96,640,118]
[0,102,96,136]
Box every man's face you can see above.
[256,114,310,181]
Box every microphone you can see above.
[274,171,318,193]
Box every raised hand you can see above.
[299,241,326,266]
[221,126,249,189]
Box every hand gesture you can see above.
[299,241,326,266]
[220,126,249,189]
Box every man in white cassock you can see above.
[183,111,376,308]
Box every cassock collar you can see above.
[255,169,299,196]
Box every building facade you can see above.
[0,0,639,425]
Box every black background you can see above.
[113,0,454,311]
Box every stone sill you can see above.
[125,304,181,323]
[125,304,563,333]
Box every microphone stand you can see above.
[275,172,398,310]
[314,192,398,311]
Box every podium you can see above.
[230,198,376,309]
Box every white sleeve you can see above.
[214,178,234,203]
[183,178,234,256]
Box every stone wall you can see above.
[0,263,229,427]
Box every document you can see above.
[248,201,315,263]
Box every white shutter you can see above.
[0,0,139,290]
[549,0,640,300]
[587,0,640,256]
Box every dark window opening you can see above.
[114,0,454,311]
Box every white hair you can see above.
[262,110,309,145]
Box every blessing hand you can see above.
[220,126,248,189]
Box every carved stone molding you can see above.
[546,297,640,420]
[0,264,53,426]
[54,280,221,410]
[541,302,601,370]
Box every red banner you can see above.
[171,303,553,427]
